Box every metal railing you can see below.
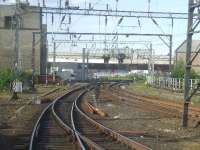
[146,76,200,91]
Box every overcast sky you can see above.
[1,0,196,56]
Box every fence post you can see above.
[175,78,177,90]
[179,78,181,89]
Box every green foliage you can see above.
[171,61,185,78]
[0,69,32,90]
[0,69,14,90]
[171,61,198,78]
[103,74,145,81]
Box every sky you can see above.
[1,0,196,57]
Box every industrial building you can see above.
[0,3,47,74]
[175,40,200,72]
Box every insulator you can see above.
[65,0,69,7]
[151,18,158,26]
[118,17,124,25]
[69,15,71,24]
[89,3,92,9]
[51,13,54,24]
[61,14,66,24]
[106,4,109,10]
[43,0,45,7]
[78,35,81,40]
[137,17,141,28]
[105,16,108,26]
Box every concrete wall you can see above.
[0,5,40,29]
[0,30,40,72]
[0,5,46,74]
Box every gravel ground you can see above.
[0,84,67,149]
[84,86,200,150]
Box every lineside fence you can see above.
[146,76,200,91]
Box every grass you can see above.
[128,81,200,105]
[102,74,145,81]
[0,90,11,102]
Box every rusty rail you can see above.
[71,90,105,150]
[29,86,84,150]
[74,88,152,150]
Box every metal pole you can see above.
[148,44,153,75]
[15,0,21,70]
[151,44,154,75]
[182,0,194,127]
[82,48,86,81]
[53,42,56,82]
[32,33,36,88]
[53,42,56,65]
[40,7,44,75]
[86,50,89,80]
[169,35,173,72]
[148,49,151,75]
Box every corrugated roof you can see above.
[176,40,200,53]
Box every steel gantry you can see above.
[182,0,200,127]
[32,31,173,72]
[31,6,195,20]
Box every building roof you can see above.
[175,40,200,53]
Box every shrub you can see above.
[171,61,198,79]
[0,69,14,90]
[0,69,32,90]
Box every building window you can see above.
[4,16,17,29]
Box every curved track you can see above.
[29,88,83,150]
[29,85,151,150]
[72,89,152,150]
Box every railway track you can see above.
[29,85,152,150]
[72,89,152,150]
[29,87,84,150]
[109,85,200,123]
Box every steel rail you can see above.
[71,90,105,150]
[29,86,84,150]
[50,85,102,150]
[71,101,87,150]
[29,102,53,150]
[74,88,152,150]
[51,87,83,137]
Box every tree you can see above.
[171,61,198,78]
